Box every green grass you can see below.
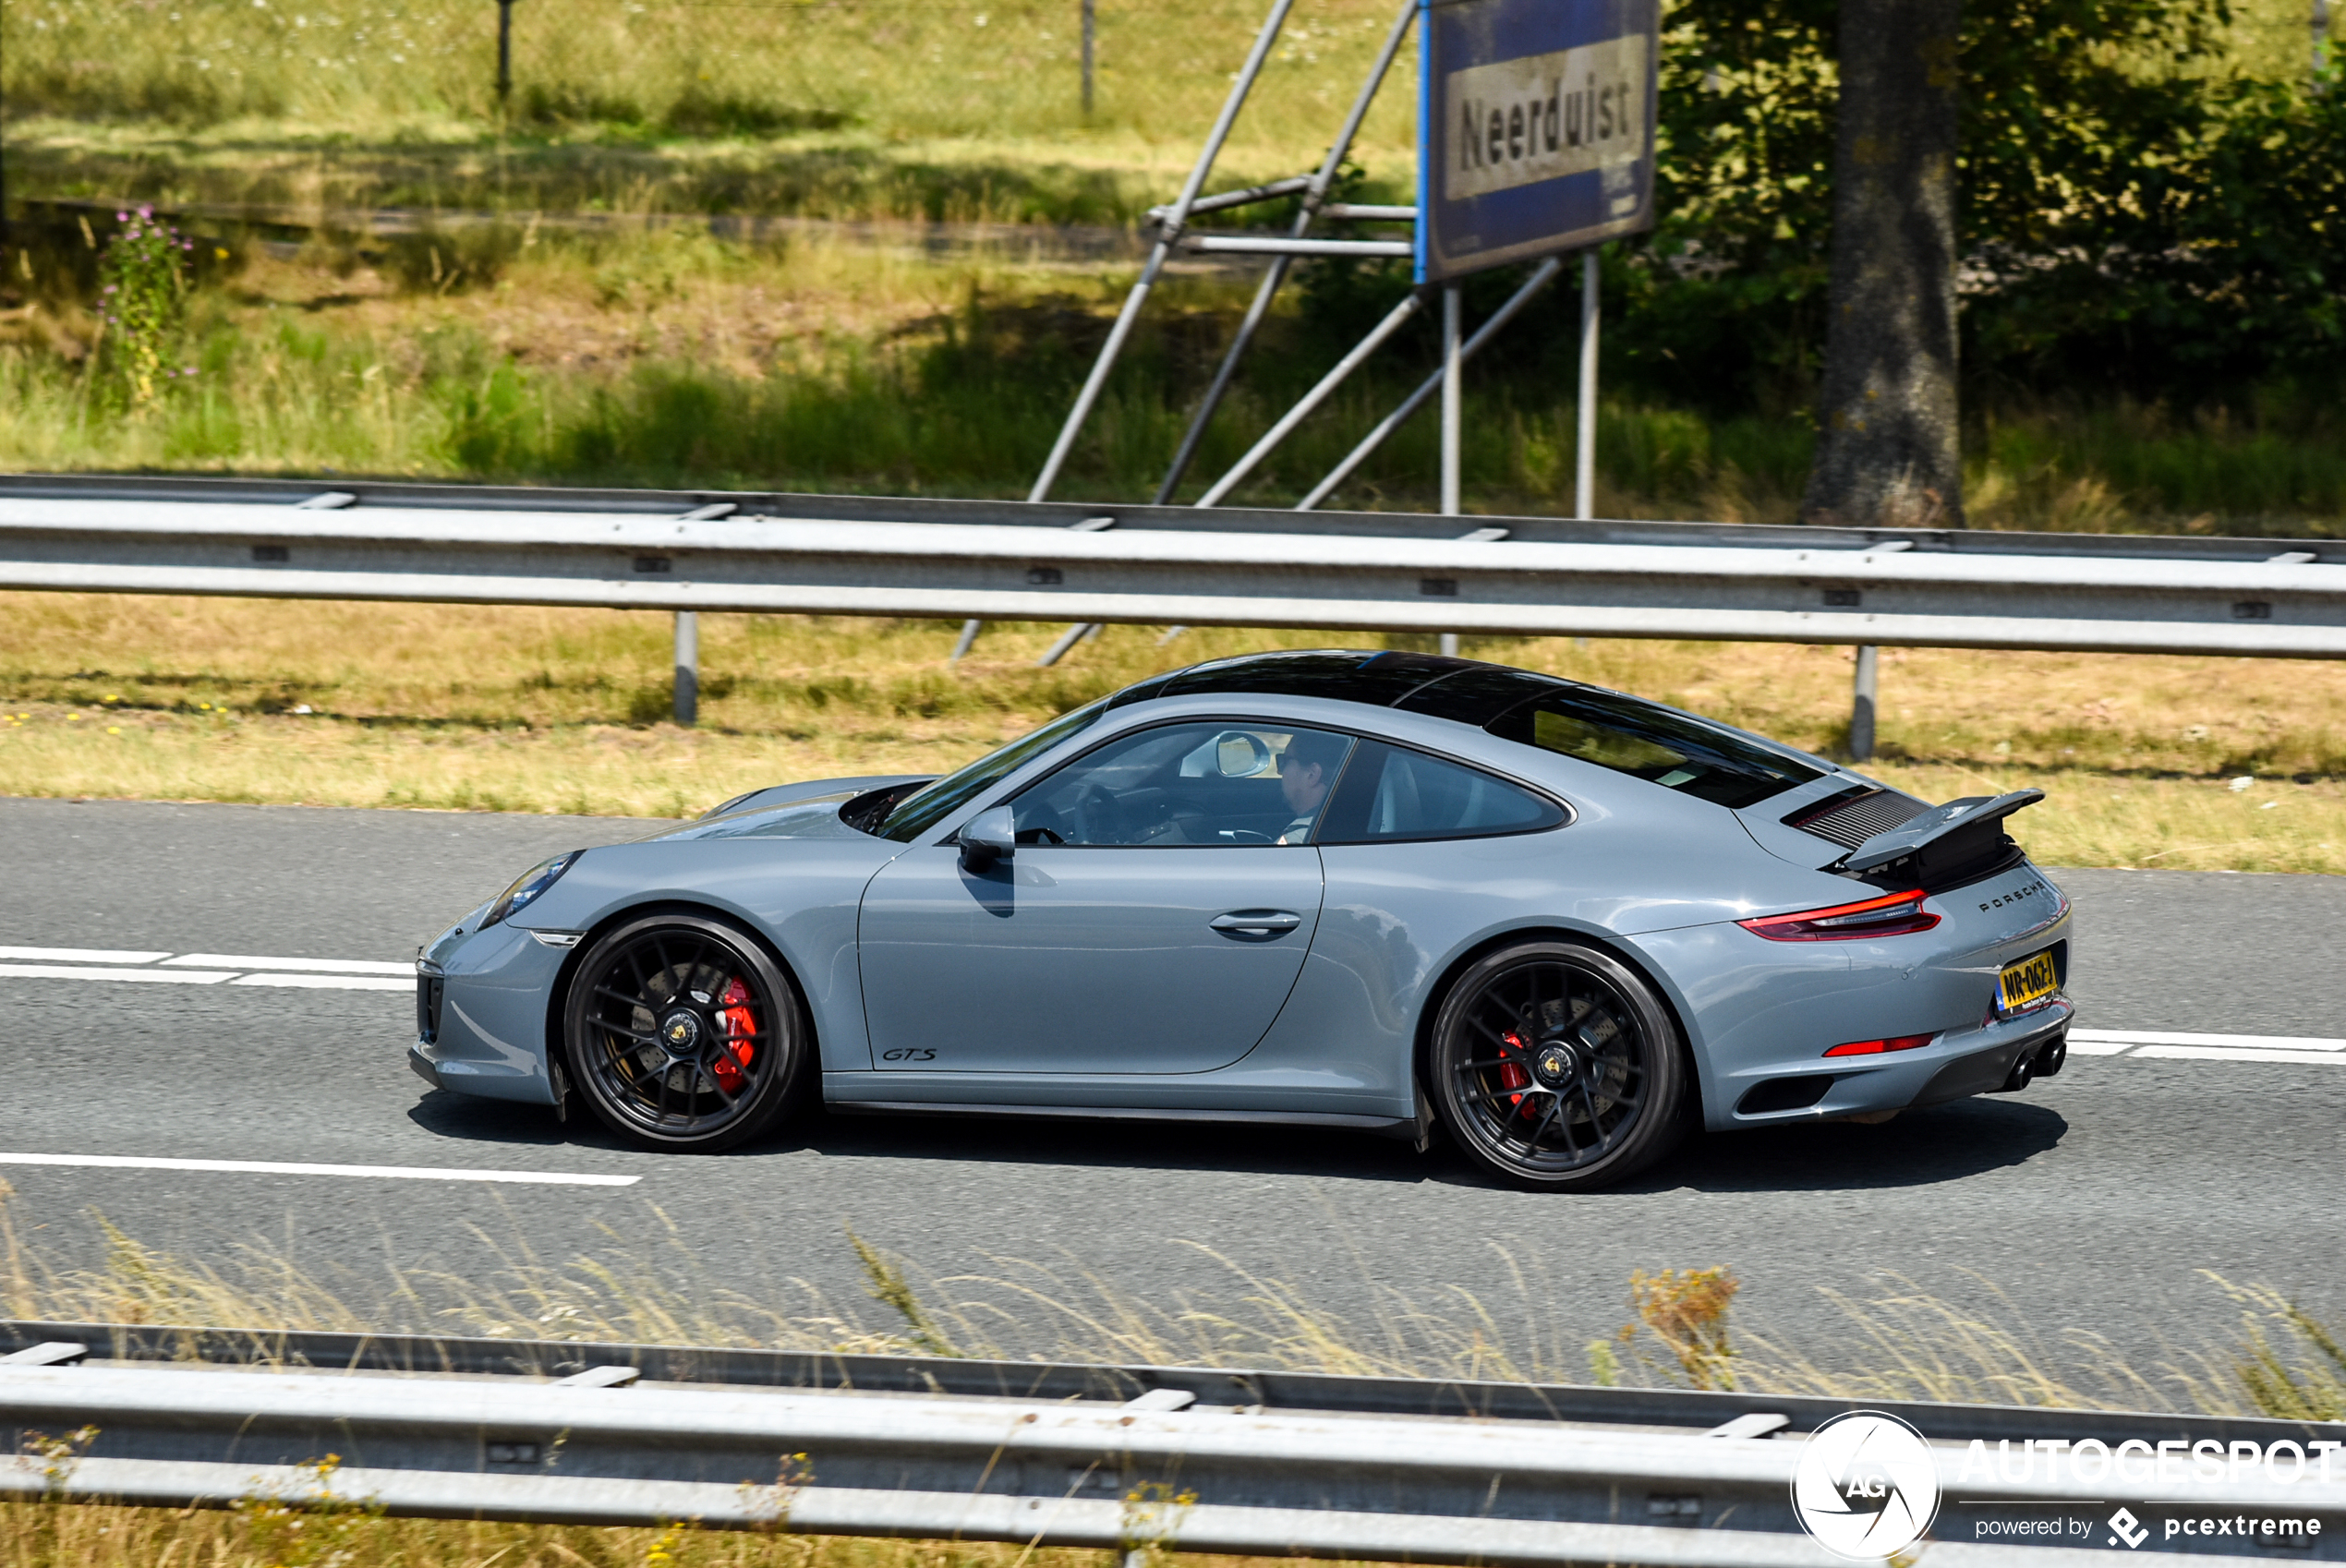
[5,246,2345,532]
[0,0,1418,231]
[2,0,1421,147]
[6,0,2343,528]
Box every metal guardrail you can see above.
[4,1319,2338,1449]
[1,473,2340,657]
[3,472,2340,741]
[2,1321,2342,1564]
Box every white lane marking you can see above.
[166,953,414,976]
[0,962,236,984]
[230,972,413,992]
[0,1152,638,1187]
[4,947,2340,1070]
[0,945,173,964]
[2069,1027,2346,1052]
[2131,1045,2346,1067]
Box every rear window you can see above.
[1485,688,1822,809]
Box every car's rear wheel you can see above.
[1429,940,1687,1191]
[562,912,805,1152]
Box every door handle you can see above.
[1210,910,1304,939]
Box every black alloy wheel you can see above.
[1429,940,1687,1191]
[562,912,806,1152]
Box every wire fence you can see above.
[0,0,1401,143]
[4,0,1083,133]
[0,0,1414,233]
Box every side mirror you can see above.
[958,804,1017,873]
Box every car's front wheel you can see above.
[1429,940,1687,1191]
[562,912,806,1152]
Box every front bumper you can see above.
[405,917,569,1105]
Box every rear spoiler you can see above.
[1844,790,2045,874]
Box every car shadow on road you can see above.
[406,1089,1433,1182]
[405,1091,635,1153]
[1615,1098,2070,1196]
[409,1087,2067,1193]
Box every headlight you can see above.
[482,850,582,928]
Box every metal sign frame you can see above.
[1415,0,1660,284]
[992,0,1626,664]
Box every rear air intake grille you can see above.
[1784,787,1929,850]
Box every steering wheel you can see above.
[1217,828,1276,845]
[1070,782,1122,844]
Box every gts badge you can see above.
[1978,878,2048,913]
[882,1047,938,1063]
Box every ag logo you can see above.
[1791,1411,1941,1560]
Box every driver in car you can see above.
[1275,731,1346,844]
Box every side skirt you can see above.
[827,1100,1419,1140]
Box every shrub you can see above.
[94,207,195,407]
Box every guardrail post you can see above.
[1851,644,1879,761]
[673,611,699,727]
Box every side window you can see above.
[1009,722,1354,847]
[1316,741,1566,844]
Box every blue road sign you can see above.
[1416,0,1659,283]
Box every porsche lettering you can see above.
[1979,879,2049,912]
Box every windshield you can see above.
[1485,686,1823,808]
[872,698,1111,842]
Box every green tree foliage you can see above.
[1563,0,2342,413]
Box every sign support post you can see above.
[1576,247,1600,520]
[955,0,1297,664]
[1013,0,1657,667]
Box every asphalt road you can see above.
[2,795,2339,1391]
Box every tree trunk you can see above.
[1801,0,1964,530]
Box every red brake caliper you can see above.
[713,977,757,1093]
[1498,1030,1531,1103]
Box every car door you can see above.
[856,721,1351,1075]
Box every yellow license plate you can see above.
[1999,947,2061,1012]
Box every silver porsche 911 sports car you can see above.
[412,650,2073,1190]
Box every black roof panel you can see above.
[1393,663,1575,726]
[1110,649,1579,722]
[1112,649,1479,711]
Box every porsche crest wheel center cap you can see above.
[659,1009,703,1055]
[1533,1043,1577,1087]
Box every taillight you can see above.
[1823,1032,1937,1058]
[1737,888,1940,941]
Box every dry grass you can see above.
[3,1178,2339,1418]
[4,593,2346,871]
[0,1506,1192,1568]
